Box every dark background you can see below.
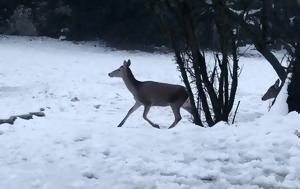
[0,0,299,51]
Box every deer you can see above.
[262,79,281,101]
[108,59,192,129]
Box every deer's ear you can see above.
[127,59,131,66]
[124,59,131,67]
[123,60,128,66]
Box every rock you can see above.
[17,114,33,120]
[30,112,46,117]
[0,110,45,125]
[0,116,17,125]
[0,119,5,125]
[8,116,17,124]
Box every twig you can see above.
[232,100,241,124]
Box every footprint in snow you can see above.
[94,104,101,109]
[194,174,217,182]
[82,172,98,179]
[102,150,110,157]
[74,136,91,142]
[77,148,90,157]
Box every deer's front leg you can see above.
[143,105,160,129]
[117,102,141,127]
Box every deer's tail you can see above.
[182,98,192,115]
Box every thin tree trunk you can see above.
[229,31,239,113]
[287,45,300,113]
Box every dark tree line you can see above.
[0,0,166,49]
[1,0,298,51]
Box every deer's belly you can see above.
[136,97,169,107]
[152,101,169,106]
[148,97,171,106]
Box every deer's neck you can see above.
[122,68,140,96]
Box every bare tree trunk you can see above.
[173,42,204,126]
[152,0,240,127]
[287,45,300,113]
[156,8,203,126]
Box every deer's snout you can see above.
[108,73,112,77]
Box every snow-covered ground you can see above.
[0,36,299,189]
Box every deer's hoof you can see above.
[153,124,160,129]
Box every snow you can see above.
[0,36,299,189]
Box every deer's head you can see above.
[108,59,131,78]
[262,79,280,101]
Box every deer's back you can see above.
[136,81,188,106]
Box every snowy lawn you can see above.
[0,36,299,189]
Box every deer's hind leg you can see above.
[168,103,182,129]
